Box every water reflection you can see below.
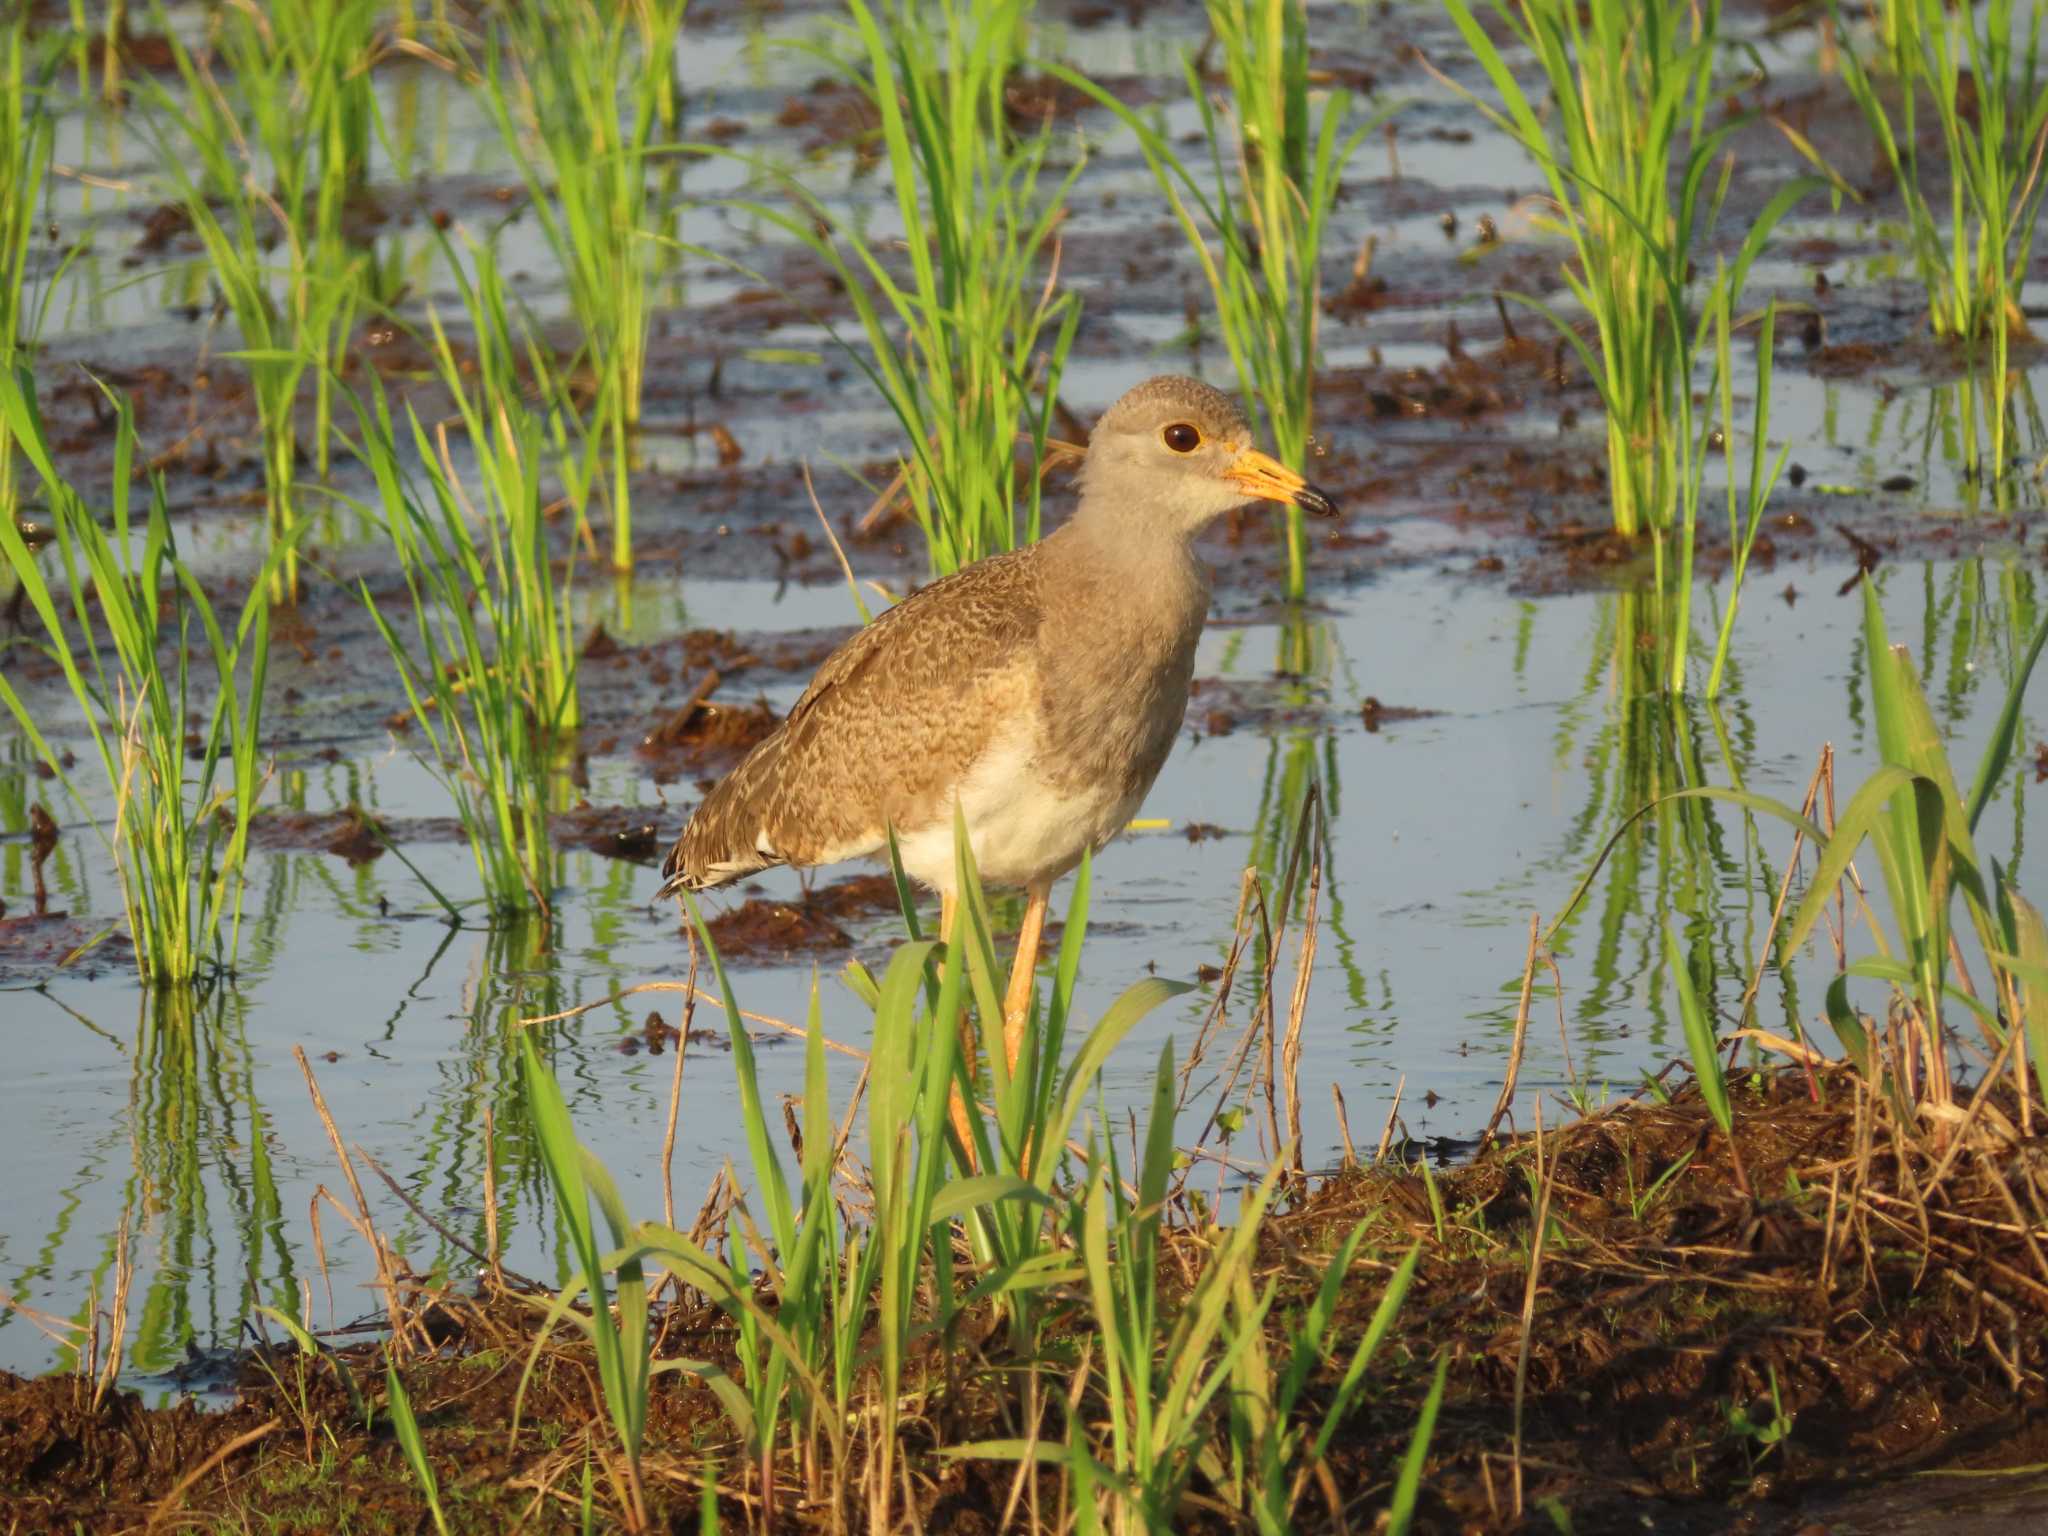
[0,990,293,1381]
[1526,593,1748,1079]
[7,551,2048,1381]
[381,916,552,1296]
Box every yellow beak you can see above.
[1223,448,1338,516]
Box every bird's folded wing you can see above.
[679,546,1045,880]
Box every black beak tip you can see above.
[1294,483,1338,518]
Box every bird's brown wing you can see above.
[662,545,1045,891]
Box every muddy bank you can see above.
[1312,1069,2048,1531]
[5,1068,2044,1533]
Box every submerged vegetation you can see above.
[0,372,274,982]
[4,1,2048,1531]
[1835,0,2048,481]
[481,0,686,573]
[760,0,1080,577]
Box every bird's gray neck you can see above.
[1045,498,1214,652]
[1030,497,1214,799]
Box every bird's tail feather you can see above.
[656,738,788,898]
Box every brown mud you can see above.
[0,912,132,984]
[701,871,904,961]
[5,1068,2046,1533]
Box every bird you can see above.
[659,374,1336,1074]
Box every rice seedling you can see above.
[1,21,60,522]
[1004,1040,1439,1533]
[1835,0,2048,481]
[519,911,956,1528]
[1054,1,1385,602]
[1439,0,1719,543]
[478,0,687,573]
[1066,1059,1287,1531]
[1446,2,1813,530]
[747,0,1081,577]
[349,356,572,921]
[331,219,578,923]
[1702,303,1789,699]
[1565,578,2048,1114]
[1648,277,1776,694]
[424,234,581,738]
[0,371,277,984]
[1440,0,1818,687]
[1767,581,2048,1108]
[940,834,1198,1284]
[500,815,1423,1528]
[385,1362,452,1536]
[60,0,137,103]
[517,1030,653,1531]
[146,0,380,601]
[159,0,382,209]
[1225,1234,1420,1532]
[665,828,1184,1524]
[1866,0,1922,70]
[290,0,381,202]
[0,16,55,349]
[1666,917,1736,1170]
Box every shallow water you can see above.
[7,0,2048,1394]
[7,547,2047,1387]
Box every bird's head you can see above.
[1079,375,1337,537]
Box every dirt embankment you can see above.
[5,1068,2046,1533]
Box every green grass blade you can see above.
[1667,919,1732,1134]
[2003,890,2048,1107]
[1385,1351,1449,1536]
[385,1363,451,1536]
[1965,609,2048,833]
[1310,1242,1420,1460]
[681,891,800,1260]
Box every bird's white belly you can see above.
[893,728,1137,895]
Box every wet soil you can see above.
[0,912,133,984]
[5,1068,2045,1533]
[1307,1069,2048,1532]
[700,871,904,961]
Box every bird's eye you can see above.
[1162,422,1201,453]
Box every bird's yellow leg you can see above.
[1002,882,1050,1075]
[939,890,979,1168]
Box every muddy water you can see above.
[6,0,2048,1396]
[8,555,2047,1388]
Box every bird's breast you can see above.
[1032,581,1206,806]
